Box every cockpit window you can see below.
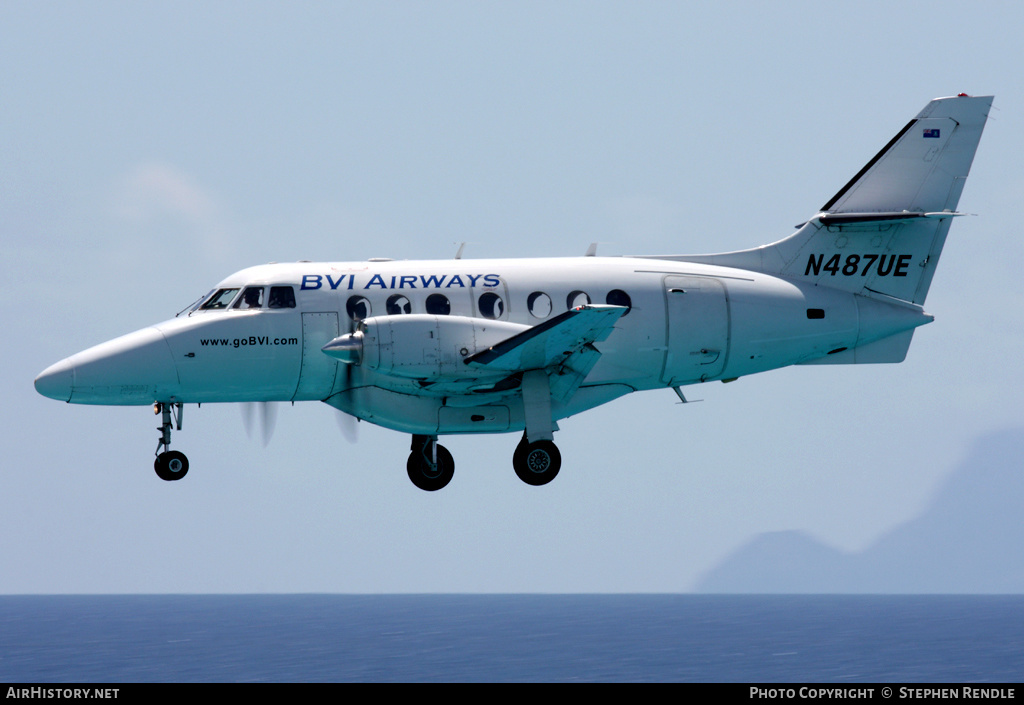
[177,290,213,317]
[268,286,296,309]
[233,286,264,310]
[200,288,240,310]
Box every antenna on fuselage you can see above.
[672,387,702,404]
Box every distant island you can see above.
[694,428,1024,593]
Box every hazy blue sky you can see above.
[3,1,1022,592]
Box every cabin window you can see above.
[478,292,504,319]
[426,293,451,315]
[528,292,552,319]
[606,289,632,315]
[387,294,412,315]
[347,296,372,321]
[233,287,264,310]
[567,290,591,310]
[268,286,296,309]
[200,288,240,310]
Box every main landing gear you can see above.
[513,434,561,486]
[407,435,454,491]
[154,402,189,482]
[405,432,562,491]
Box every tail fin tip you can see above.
[823,94,993,215]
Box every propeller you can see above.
[333,310,361,443]
[335,408,359,443]
[241,401,278,447]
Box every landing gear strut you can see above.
[406,434,454,491]
[513,434,561,486]
[154,402,189,481]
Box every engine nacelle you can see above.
[323,314,528,380]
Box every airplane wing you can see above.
[464,304,626,401]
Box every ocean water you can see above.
[0,595,1021,682]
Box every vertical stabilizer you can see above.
[655,95,993,305]
[823,95,992,214]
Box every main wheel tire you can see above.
[406,443,454,491]
[154,450,189,481]
[513,440,561,486]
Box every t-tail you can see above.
[666,94,993,307]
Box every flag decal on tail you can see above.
[923,128,941,138]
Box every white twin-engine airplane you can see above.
[36,95,992,490]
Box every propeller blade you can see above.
[335,408,358,443]
[329,312,360,443]
[241,402,256,439]
[241,401,278,446]
[259,401,278,447]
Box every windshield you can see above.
[199,288,240,310]
[176,288,211,317]
[181,284,296,315]
[176,290,213,317]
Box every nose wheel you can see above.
[154,402,189,481]
[155,450,189,481]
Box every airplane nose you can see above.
[35,327,181,405]
[35,358,74,402]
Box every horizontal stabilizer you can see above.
[799,329,916,365]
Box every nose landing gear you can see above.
[154,402,189,481]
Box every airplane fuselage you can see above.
[37,255,930,437]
